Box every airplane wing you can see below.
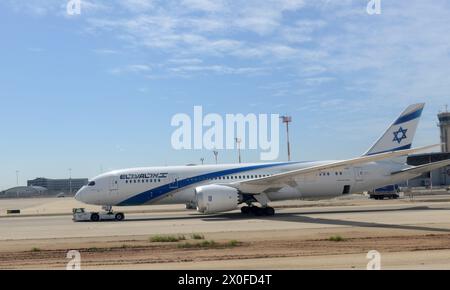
[229,144,439,194]
[390,159,450,180]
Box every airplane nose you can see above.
[75,188,86,203]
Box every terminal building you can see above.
[1,177,88,199]
[0,186,48,199]
[27,177,88,195]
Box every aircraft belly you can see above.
[266,187,301,201]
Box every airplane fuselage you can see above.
[75,160,407,207]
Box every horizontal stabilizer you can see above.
[391,159,450,179]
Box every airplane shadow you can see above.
[126,206,450,233]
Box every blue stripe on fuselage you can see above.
[117,162,299,206]
[393,108,423,125]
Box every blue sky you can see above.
[1,0,449,189]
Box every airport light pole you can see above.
[213,149,219,165]
[429,156,433,192]
[69,168,72,195]
[235,138,242,164]
[16,170,19,186]
[280,116,292,161]
[200,158,205,165]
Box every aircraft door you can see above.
[169,175,179,189]
[354,167,364,182]
[110,176,119,191]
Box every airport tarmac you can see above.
[1,194,450,269]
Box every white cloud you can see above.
[5,0,109,16]
[119,0,155,12]
[169,65,267,76]
[84,0,310,59]
[304,77,335,86]
[7,0,450,113]
[168,58,203,65]
[181,0,224,12]
[109,64,151,75]
[93,49,119,54]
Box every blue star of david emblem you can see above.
[393,127,408,144]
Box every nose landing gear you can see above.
[102,205,113,213]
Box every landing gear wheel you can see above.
[115,212,125,221]
[252,207,264,216]
[263,207,275,216]
[90,213,100,222]
[241,206,251,214]
[243,205,276,216]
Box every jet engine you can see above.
[195,184,240,214]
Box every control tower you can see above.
[438,107,450,153]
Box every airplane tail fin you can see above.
[364,103,425,156]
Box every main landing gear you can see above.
[240,205,275,216]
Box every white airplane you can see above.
[75,103,450,218]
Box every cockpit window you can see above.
[88,181,96,186]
